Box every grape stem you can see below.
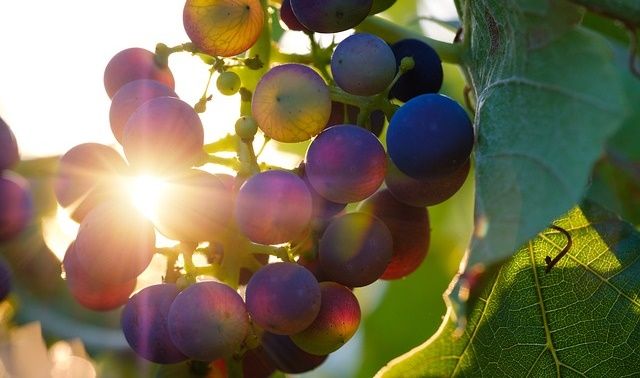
[203,134,240,153]
[308,34,333,82]
[356,16,464,64]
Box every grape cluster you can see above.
[54,0,473,376]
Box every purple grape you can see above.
[331,33,397,96]
[291,282,361,355]
[235,170,312,245]
[0,116,19,171]
[121,284,187,364]
[260,332,328,373]
[53,143,128,223]
[385,158,471,207]
[325,102,386,137]
[155,169,233,243]
[318,212,392,287]
[387,94,473,179]
[0,259,12,302]
[63,242,136,311]
[242,346,277,378]
[168,281,249,361]
[299,164,346,220]
[74,201,155,285]
[280,0,310,32]
[305,125,386,204]
[358,189,430,280]
[103,47,175,98]
[390,39,443,102]
[290,0,373,33]
[109,79,177,144]
[123,96,204,174]
[0,171,32,242]
[246,262,321,335]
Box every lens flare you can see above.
[126,175,166,221]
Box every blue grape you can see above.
[0,171,32,242]
[235,170,312,245]
[290,0,373,33]
[103,48,175,98]
[305,125,386,204]
[109,79,177,144]
[260,332,328,373]
[390,39,443,102]
[358,189,430,280]
[168,281,249,361]
[121,284,187,364]
[387,94,473,179]
[331,33,397,96]
[245,262,321,335]
[0,116,19,171]
[318,212,392,287]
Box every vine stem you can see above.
[356,16,464,64]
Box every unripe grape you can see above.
[235,116,259,141]
[216,71,241,96]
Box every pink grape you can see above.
[103,47,175,98]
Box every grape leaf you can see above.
[457,0,627,317]
[377,201,640,377]
[569,0,640,25]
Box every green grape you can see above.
[216,71,241,96]
[235,116,259,140]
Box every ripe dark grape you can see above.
[241,346,277,378]
[260,332,328,374]
[245,262,321,335]
[318,212,392,287]
[121,284,187,364]
[291,282,361,355]
[53,143,128,223]
[0,259,12,302]
[385,158,471,207]
[235,170,312,245]
[280,0,310,32]
[155,169,233,243]
[0,116,19,171]
[103,47,175,98]
[74,201,155,284]
[252,64,331,143]
[0,171,32,241]
[358,189,430,280]
[390,39,443,102]
[109,79,177,144]
[63,242,136,311]
[305,125,386,204]
[369,0,396,14]
[123,96,204,174]
[183,0,264,57]
[331,33,397,96]
[299,164,346,220]
[168,281,249,361]
[290,0,373,33]
[387,94,473,179]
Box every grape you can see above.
[123,96,204,174]
[235,115,259,141]
[386,158,471,207]
[291,282,360,355]
[154,169,233,243]
[239,253,269,286]
[0,116,19,171]
[168,281,249,361]
[103,47,175,98]
[74,201,155,284]
[325,102,386,137]
[183,0,264,57]
[63,242,136,311]
[260,332,328,374]
[299,164,346,220]
[358,189,430,280]
[245,262,321,335]
[216,71,241,96]
[305,125,386,204]
[121,284,187,364]
[235,170,312,245]
[0,259,12,302]
[241,346,277,378]
[331,33,396,96]
[109,79,177,144]
[390,39,443,102]
[0,171,32,242]
[53,143,128,223]
[369,0,396,14]
[318,212,392,287]
[387,93,473,179]
[279,0,310,33]
[290,0,373,33]
[252,64,331,143]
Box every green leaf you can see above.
[377,202,640,377]
[458,0,627,316]
[569,0,640,25]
